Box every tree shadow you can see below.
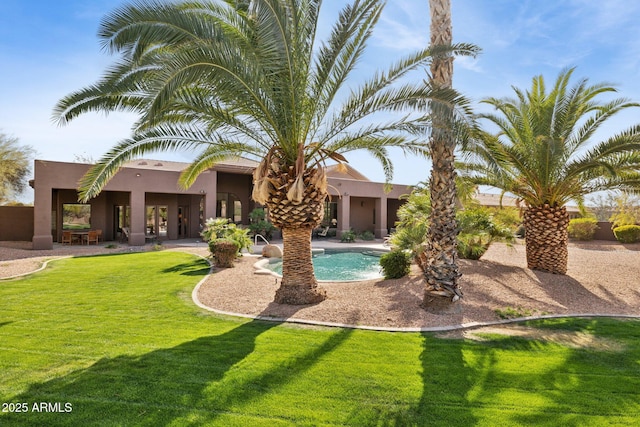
[161,262,212,276]
[569,241,640,252]
[466,318,640,425]
[1,318,355,426]
[413,333,479,426]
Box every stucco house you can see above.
[29,158,412,250]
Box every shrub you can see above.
[208,238,240,268]
[340,229,356,243]
[379,250,411,279]
[488,207,522,231]
[389,222,427,254]
[248,208,276,240]
[201,218,252,255]
[455,207,515,260]
[613,225,640,243]
[457,233,491,260]
[359,230,375,241]
[567,217,599,241]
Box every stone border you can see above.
[0,256,72,280]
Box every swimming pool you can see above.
[263,249,386,281]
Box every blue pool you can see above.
[265,249,386,281]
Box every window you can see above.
[62,204,91,230]
[146,205,168,237]
[217,193,242,223]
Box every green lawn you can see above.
[1,251,639,426]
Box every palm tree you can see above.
[0,132,34,204]
[422,0,463,302]
[461,68,640,274]
[53,0,475,304]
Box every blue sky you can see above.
[2,0,640,202]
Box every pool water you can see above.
[266,249,385,281]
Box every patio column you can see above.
[32,185,53,250]
[336,193,350,238]
[375,196,388,238]
[128,189,146,246]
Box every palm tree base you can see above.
[274,285,326,305]
[420,253,463,302]
[421,293,464,313]
[523,205,569,275]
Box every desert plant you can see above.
[568,218,599,241]
[359,230,375,241]
[488,206,522,231]
[379,250,411,279]
[248,208,276,241]
[609,192,640,229]
[201,218,251,255]
[340,230,356,243]
[613,225,640,243]
[495,306,534,320]
[455,207,515,260]
[208,238,240,268]
[457,233,491,260]
[389,185,431,255]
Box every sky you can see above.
[2,0,640,203]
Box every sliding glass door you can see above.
[146,205,168,238]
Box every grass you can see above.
[1,251,639,426]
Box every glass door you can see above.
[178,206,189,238]
[146,205,168,239]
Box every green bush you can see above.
[379,250,411,279]
[340,229,356,243]
[455,207,516,260]
[201,218,252,254]
[613,225,640,243]
[359,230,375,241]
[208,238,240,268]
[457,233,491,260]
[389,222,427,254]
[248,208,276,240]
[488,207,522,231]
[567,217,599,240]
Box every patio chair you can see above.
[313,225,330,238]
[84,230,99,245]
[95,229,103,242]
[61,230,74,245]
[120,227,130,243]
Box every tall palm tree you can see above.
[0,132,34,204]
[461,68,640,274]
[53,0,475,304]
[422,0,463,302]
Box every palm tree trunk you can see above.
[423,0,462,303]
[422,146,462,301]
[523,205,569,274]
[274,226,326,304]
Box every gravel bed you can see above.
[2,240,639,330]
[196,240,640,329]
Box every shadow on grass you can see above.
[1,319,355,426]
[414,333,479,426]
[162,262,212,276]
[457,318,640,425]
